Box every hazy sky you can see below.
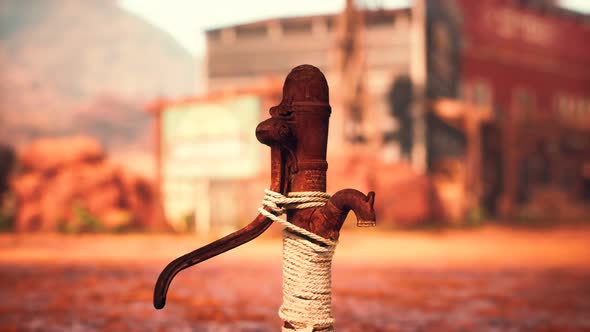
[119,0,590,56]
[118,0,410,55]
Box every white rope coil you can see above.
[280,229,335,332]
[258,189,334,246]
[258,189,336,332]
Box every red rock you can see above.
[85,184,123,214]
[12,137,171,232]
[12,172,42,200]
[0,144,15,205]
[15,199,41,232]
[99,208,132,230]
[19,136,105,173]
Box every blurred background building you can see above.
[149,0,590,232]
[1,0,589,233]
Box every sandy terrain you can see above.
[1,225,589,331]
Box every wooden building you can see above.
[151,0,590,231]
[424,0,590,218]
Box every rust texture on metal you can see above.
[153,65,376,313]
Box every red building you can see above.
[424,0,590,218]
[150,1,590,231]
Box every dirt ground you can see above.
[1,224,589,331]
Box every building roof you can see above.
[205,7,411,34]
[146,79,283,114]
[205,2,589,35]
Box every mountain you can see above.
[0,0,200,172]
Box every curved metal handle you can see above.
[154,64,334,311]
[153,212,274,309]
[154,147,285,309]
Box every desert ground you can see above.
[1,224,589,331]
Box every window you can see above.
[282,20,313,35]
[513,88,535,123]
[473,80,492,107]
[235,25,267,39]
[366,13,395,28]
[460,79,493,107]
[555,93,590,126]
[207,29,221,41]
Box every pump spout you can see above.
[314,189,376,241]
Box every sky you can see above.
[118,0,590,57]
[118,0,410,56]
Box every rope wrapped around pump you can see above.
[258,189,337,332]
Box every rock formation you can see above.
[12,136,170,232]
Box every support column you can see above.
[194,179,211,235]
[499,105,518,218]
[410,0,427,173]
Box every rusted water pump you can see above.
[154,64,376,331]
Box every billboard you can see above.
[161,95,262,180]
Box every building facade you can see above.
[425,0,590,217]
[205,8,414,163]
[153,0,590,231]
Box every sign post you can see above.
[431,98,494,214]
